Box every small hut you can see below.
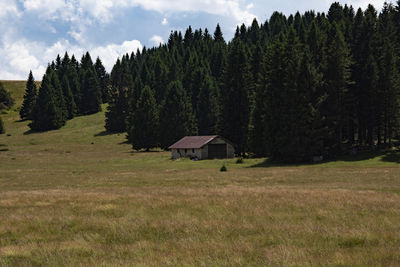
[169,136,235,160]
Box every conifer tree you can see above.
[127,86,159,151]
[80,69,102,115]
[152,57,169,104]
[249,54,269,157]
[20,71,37,120]
[67,64,81,114]
[30,71,67,131]
[218,38,252,156]
[197,75,218,135]
[213,24,224,42]
[291,49,325,161]
[322,23,352,152]
[105,85,129,133]
[95,57,110,103]
[49,69,68,122]
[159,81,197,149]
[59,52,70,79]
[378,3,400,144]
[61,75,77,119]
[211,25,227,81]
[55,54,62,73]
[270,28,301,160]
[80,52,94,71]
[105,57,133,132]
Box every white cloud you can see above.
[149,35,164,47]
[23,0,67,19]
[20,0,257,26]
[0,37,142,80]
[127,0,257,25]
[68,30,84,44]
[91,40,143,71]
[79,0,114,23]
[162,17,168,25]
[0,0,20,18]
[246,3,254,9]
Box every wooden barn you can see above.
[169,136,235,160]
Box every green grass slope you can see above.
[0,82,400,266]
[0,80,40,108]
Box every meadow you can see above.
[1,81,400,266]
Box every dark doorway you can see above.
[208,144,227,159]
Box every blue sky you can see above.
[0,0,390,80]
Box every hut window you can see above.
[192,149,195,153]
[177,149,180,153]
[185,149,187,153]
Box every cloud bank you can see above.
[0,37,142,80]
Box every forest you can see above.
[20,2,400,162]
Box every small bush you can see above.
[236,157,244,164]
[220,164,227,172]
[0,82,14,111]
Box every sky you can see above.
[0,0,392,80]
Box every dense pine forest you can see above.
[23,2,400,162]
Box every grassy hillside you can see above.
[1,81,400,266]
[0,80,41,108]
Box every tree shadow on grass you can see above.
[124,148,165,153]
[23,129,40,135]
[94,130,117,137]
[249,149,400,168]
[381,151,400,163]
[119,140,129,145]
[249,158,319,168]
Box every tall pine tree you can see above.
[30,70,67,131]
[20,71,37,120]
[159,81,197,149]
[127,86,159,151]
[218,38,253,156]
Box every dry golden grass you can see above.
[1,81,400,266]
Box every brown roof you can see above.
[168,136,218,149]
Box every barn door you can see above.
[208,144,227,159]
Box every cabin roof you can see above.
[168,136,219,149]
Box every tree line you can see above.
[21,53,110,131]
[24,2,400,162]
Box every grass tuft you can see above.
[236,157,244,164]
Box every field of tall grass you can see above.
[1,81,400,266]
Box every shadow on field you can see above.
[125,149,165,153]
[249,149,400,168]
[94,130,115,137]
[119,140,130,145]
[23,129,40,135]
[381,151,400,163]
[249,159,318,168]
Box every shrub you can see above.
[236,157,244,164]
[220,164,227,172]
[0,82,14,111]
